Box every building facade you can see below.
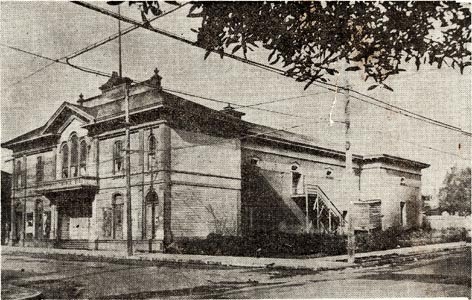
[2,70,429,251]
[1,171,12,245]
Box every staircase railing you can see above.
[304,184,346,232]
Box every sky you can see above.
[1,1,470,200]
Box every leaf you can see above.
[345,66,361,71]
[270,55,281,65]
[231,44,242,54]
[164,1,180,6]
[268,49,277,62]
[383,84,394,92]
[304,80,314,90]
[204,50,211,60]
[326,68,337,75]
[368,85,378,90]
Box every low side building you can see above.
[1,70,429,251]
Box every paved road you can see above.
[2,248,470,299]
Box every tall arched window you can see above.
[146,189,158,239]
[70,134,79,177]
[112,193,124,239]
[113,140,123,174]
[16,160,22,187]
[148,133,156,170]
[61,143,69,179]
[79,139,87,175]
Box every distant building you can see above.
[1,70,429,251]
[1,171,12,245]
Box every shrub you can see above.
[168,231,347,257]
[355,226,469,252]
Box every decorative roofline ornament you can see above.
[99,71,132,92]
[144,68,162,91]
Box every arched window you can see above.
[70,134,79,177]
[112,193,124,239]
[148,134,156,170]
[113,140,123,174]
[61,143,69,179]
[16,160,22,187]
[146,189,158,239]
[79,140,87,175]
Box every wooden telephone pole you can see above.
[343,73,355,264]
[117,5,133,256]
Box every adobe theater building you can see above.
[2,70,429,251]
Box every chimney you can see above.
[221,104,245,119]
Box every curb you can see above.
[2,242,469,272]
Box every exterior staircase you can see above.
[292,183,345,234]
[306,184,345,233]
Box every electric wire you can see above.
[3,3,189,87]
[2,42,469,162]
[70,1,472,137]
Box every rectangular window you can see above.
[113,140,123,174]
[36,156,44,183]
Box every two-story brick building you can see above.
[2,69,429,251]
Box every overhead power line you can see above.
[71,1,472,137]
[2,49,466,164]
[0,42,332,124]
[3,3,189,88]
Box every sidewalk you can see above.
[2,241,469,272]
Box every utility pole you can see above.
[118,5,122,78]
[125,84,133,256]
[343,72,355,264]
[116,3,132,256]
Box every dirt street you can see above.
[2,248,470,299]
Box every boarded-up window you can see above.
[102,208,113,238]
[369,202,382,230]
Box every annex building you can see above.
[2,70,429,251]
